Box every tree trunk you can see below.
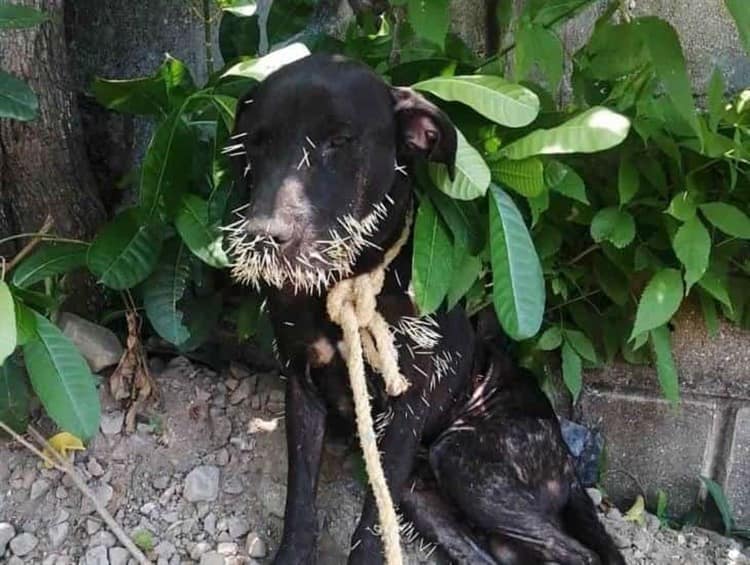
[0,0,104,258]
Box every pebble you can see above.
[200,552,226,565]
[30,478,51,500]
[215,448,230,467]
[184,466,220,502]
[48,521,69,548]
[86,519,102,535]
[0,522,16,554]
[109,547,129,565]
[227,517,250,539]
[84,544,110,565]
[217,541,238,555]
[56,486,69,499]
[229,380,251,405]
[88,458,106,477]
[245,533,267,558]
[154,540,177,559]
[203,513,217,536]
[153,475,171,490]
[229,362,251,380]
[89,530,117,548]
[8,556,24,565]
[100,411,125,436]
[82,484,114,514]
[162,511,180,523]
[140,502,157,515]
[190,541,212,560]
[10,532,38,556]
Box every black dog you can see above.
[225,53,624,565]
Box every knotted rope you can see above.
[326,207,412,565]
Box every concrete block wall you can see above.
[579,304,750,526]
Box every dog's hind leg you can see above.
[562,480,626,565]
[399,481,497,565]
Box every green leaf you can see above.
[561,342,582,402]
[407,0,450,48]
[673,216,711,292]
[538,326,562,350]
[0,282,16,366]
[697,271,732,308]
[527,0,596,26]
[635,17,701,141]
[236,294,264,340]
[666,191,697,221]
[515,23,564,90]
[544,161,588,204]
[618,156,640,205]
[650,325,680,406]
[140,108,193,218]
[174,194,229,268]
[630,269,684,340]
[412,75,540,128]
[501,107,630,159]
[725,0,750,55]
[88,209,164,290]
[0,355,30,433]
[490,157,545,197]
[142,241,192,346]
[219,0,257,17]
[699,291,719,338]
[700,476,733,535]
[591,207,636,249]
[0,70,38,121]
[707,67,726,132]
[429,129,490,200]
[446,247,482,310]
[23,313,100,439]
[14,301,36,347]
[0,5,47,28]
[594,255,629,306]
[489,185,545,340]
[430,190,484,254]
[699,203,750,239]
[412,197,454,315]
[178,293,223,352]
[11,243,89,288]
[564,329,597,363]
[221,43,311,81]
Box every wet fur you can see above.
[227,54,624,565]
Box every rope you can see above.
[326,206,413,565]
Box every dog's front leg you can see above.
[347,391,428,565]
[273,368,327,565]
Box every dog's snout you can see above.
[244,216,295,245]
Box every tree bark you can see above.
[0,0,104,258]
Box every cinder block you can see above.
[726,407,750,528]
[581,388,719,515]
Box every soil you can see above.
[1,356,748,565]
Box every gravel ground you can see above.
[1,356,748,564]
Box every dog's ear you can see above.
[391,86,457,178]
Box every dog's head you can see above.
[224,53,456,293]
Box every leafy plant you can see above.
[701,476,750,539]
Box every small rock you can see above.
[190,541,212,560]
[87,458,105,477]
[100,412,124,436]
[8,556,24,565]
[152,475,171,490]
[215,448,230,467]
[227,517,250,540]
[217,531,232,543]
[225,378,239,391]
[229,361,251,380]
[222,477,244,495]
[217,542,238,555]
[162,511,179,523]
[184,466,220,502]
[204,513,217,536]
[58,312,123,372]
[586,487,602,507]
[109,547,129,565]
[56,486,69,500]
[48,521,70,549]
[82,484,114,514]
[43,554,70,565]
[89,531,117,548]
[229,380,251,405]
[140,502,157,515]
[267,390,285,412]
[154,541,177,559]
[211,417,232,444]
[245,533,267,558]
[86,519,102,535]
[200,552,226,565]
[0,522,16,554]
[83,544,110,565]
[30,478,51,500]
[10,532,38,556]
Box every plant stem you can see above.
[203,0,214,76]
[567,244,600,265]
[5,215,54,273]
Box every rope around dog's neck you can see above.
[326,207,412,565]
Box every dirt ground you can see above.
[1,356,749,565]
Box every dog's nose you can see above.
[244,216,295,245]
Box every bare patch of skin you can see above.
[307,336,336,367]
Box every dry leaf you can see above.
[43,432,85,468]
[624,494,646,526]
